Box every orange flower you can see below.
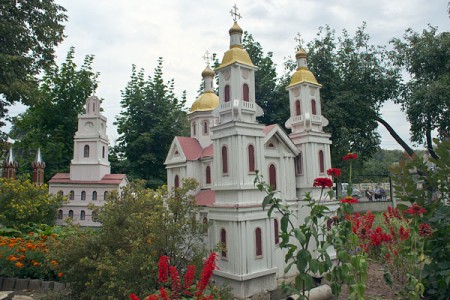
[15,262,24,268]
[26,243,36,249]
[8,255,18,261]
[57,272,63,277]
[51,234,58,238]
[50,260,58,265]
[33,261,40,267]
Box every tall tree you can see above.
[0,0,67,135]
[390,26,450,159]
[114,59,188,187]
[304,24,402,166]
[242,32,289,126]
[9,47,98,181]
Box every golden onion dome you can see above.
[189,92,219,113]
[201,65,215,77]
[229,22,243,34]
[295,48,307,59]
[287,68,321,87]
[216,47,255,70]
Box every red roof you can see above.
[195,190,215,206]
[176,137,203,160]
[201,144,213,158]
[49,173,127,185]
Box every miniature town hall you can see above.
[48,95,128,226]
[164,14,333,299]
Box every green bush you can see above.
[49,179,208,299]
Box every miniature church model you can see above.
[165,7,332,299]
[49,95,128,226]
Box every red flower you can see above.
[418,223,433,237]
[406,203,427,216]
[313,177,333,189]
[341,196,358,204]
[129,294,140,300]
[158,256,169,283]
[159,288,170,300]
[399,226,410,241]
[170,266,181,299]
[183,265,196,295]
[342,153,358,161]
[195,252,218,297]
[326,168,341,177]
[145,296,159,300]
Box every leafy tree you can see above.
[114,59,188,187]
[9,47,98,181]
[390,26,450,159]
[0,0,67,134]
[304,24,402,166]
[50,179,208,299]
[0,177,65,228]
[242,32,289,126]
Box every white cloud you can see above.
[8,0,448,151]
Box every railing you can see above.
[242,101,254,110]
[311,115,321,123]
[292,115,303,123]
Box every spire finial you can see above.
[203,50,212,66]
[230,4,241,22]
[295,33,305,50]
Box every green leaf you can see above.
[396,203,409,211]
[294,228,306,245]
[281,215,289,232]
[262,194,272,210]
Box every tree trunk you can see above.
[375,116,415,157]
[426,120,439,160]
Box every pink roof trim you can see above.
[49,173,127,185]
[176,137,203,160]
[263,124,277,135]
[195,190,215,206]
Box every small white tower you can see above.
[213,7,263,124]
[285,41,332,197]
[188,53,219,148]
[69,95,110,181]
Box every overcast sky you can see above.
[11,0,449,149]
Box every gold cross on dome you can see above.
[230,4,241,22]
[203,50,212,65]
[294,33,304,50]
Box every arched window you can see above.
[220,228,227,258]
[80,210,86,220]
[203,121,208,134]
[84,145,90,157]
[255,227,263,257]
[68,210,74,219]
[274,219,280,245]
[92,191,97,201]
[102,146,106,158]
[57,210,63,220]
[221,146,228,174]
[93,102,96,113]
[192,122,196,135]
[319,150,325,173]
[81,191,86,200]
[224,85,230,102]
[174,175,180,188]
[311,99,317,115]
[269,164,277,190]
[92,211,99,222]
[296,153,303,175]
[206,166,211,184]
[104,191,108,200]
[69,190,74,200]
[248,144,255,173]
[295,100,301,116]
[243,84,249,102]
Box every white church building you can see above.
[49,95,128,226]
[165,17,333,299]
